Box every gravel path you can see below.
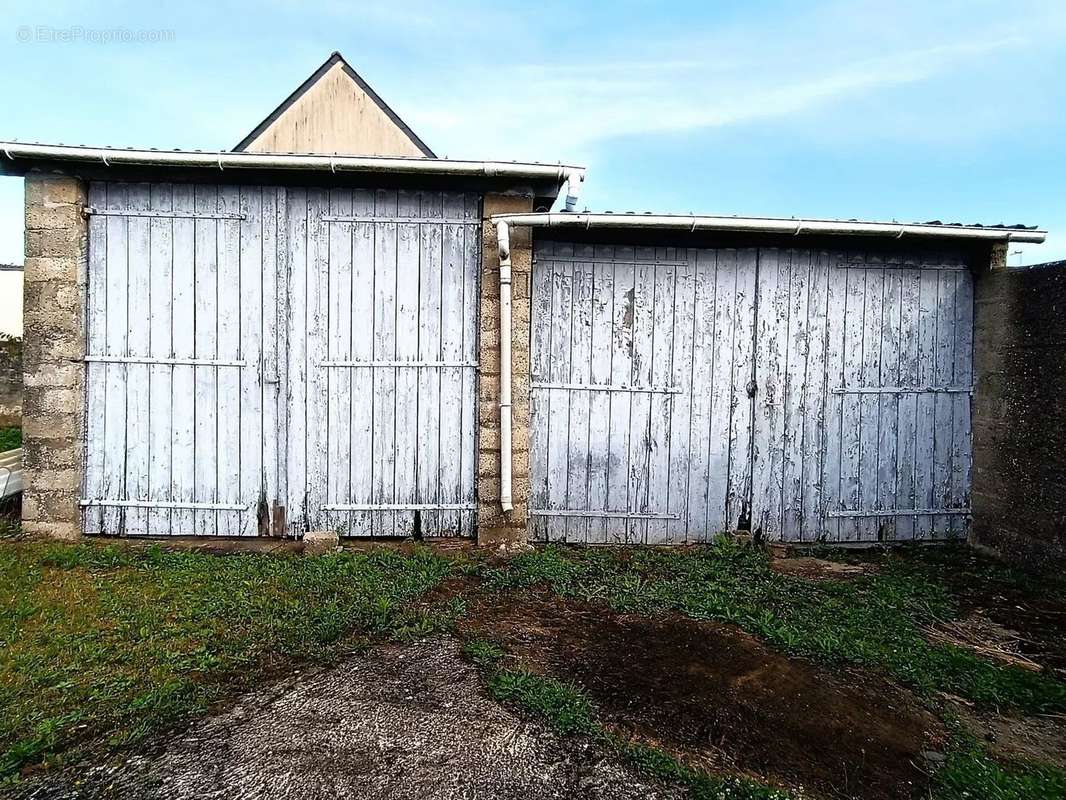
[15,638,678,800]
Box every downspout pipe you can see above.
[495,220,514,512]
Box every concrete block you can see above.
[26,202,81,231]
[24,256,79,283]
[25,175,86,206]
[25,228,84,260]
[304,529,340,556]
[22,520,80,541]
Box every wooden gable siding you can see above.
[237,57,433,158]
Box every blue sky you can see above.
[2,0,1065,329]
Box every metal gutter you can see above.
[491,212,1047,243]
[0,141,585,192]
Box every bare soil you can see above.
[462,590,946,800]
[769,556,868,581]
[950,701,1066,771]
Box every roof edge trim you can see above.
[491,212,1047,244]
[0,141,583,183]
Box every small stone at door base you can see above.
[303,530,340,556]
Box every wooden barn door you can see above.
[283,189,481,538]
[749,249,974,543]
[83,182,285,537]
[528,242,757,544]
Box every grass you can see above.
[0,428,19,453]
[935,730,1066,800]
[0,539,453,779]
[484,539,1066,715]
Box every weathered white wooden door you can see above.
[528,242,756,543]
[530,241,974,544]
[83,182,284,536]
[285,189,481,538]
[83,182,481,539]
[750,249,974,542]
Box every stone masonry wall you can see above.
[971,251,1066,571]
[21,174,88,540]
[477,194,533,547]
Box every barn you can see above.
[2,54,1049,548]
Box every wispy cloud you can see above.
[406,30,1028,161]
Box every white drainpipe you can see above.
[495,220,514,512]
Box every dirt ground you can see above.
[12,638,680,800]
[461,590,945,800]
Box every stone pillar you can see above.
[477,194,533,547]
[21,173,88,540]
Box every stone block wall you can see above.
[971,254,1066,570]
[20,174,87,540]
[477,194,533,547]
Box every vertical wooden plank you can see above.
[839,259,866,540]
[586,246,615,544]
[121,184,151,535]
[546,243,574,542]
[239,186,264,536]
[84,183,109,535]
[821,257,848,541]
[953,268,974,538]
[528,243,553,543]
[305,189,329,534]
[914,266,939,539]
[752,248,786,539]
[273,188,290,531]
[799,249,830,541]
[705,249,734,537]
[895,265,922,539]
[171,185,196,535]
[437,193,466,536]
[285,187,308,533]
[372,190,398,536]
[606,247,634,543]
[877,263,902,540]
[646,256,677,544]
[857,259,885,541]
[147,183,174,535]
[781,249,810,541]
[566,245,595,542]
[416,192,444,535]
[727,249,758,533]
[392,190,421,537]
[685,250,715,542]
[193,184,218,536]
[459,195,479,536]
[261,187,280,531]
[326,189,353,536]
[347,189,376,537]
[666,250,696,543]
[932,268,957,537]
[215,186,242,536]
[627,253,655,542]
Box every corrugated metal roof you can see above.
[587,210,1041,233]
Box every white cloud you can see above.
[406,30,1031,162]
